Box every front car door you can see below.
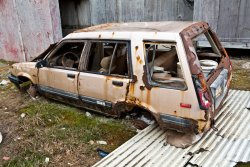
[38,40,85,101]
[77,40,132,115]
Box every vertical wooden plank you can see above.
[144,0,159,21]
[158,0,178,21]
[49,0,62,42]
[90,0,106,25]
[177,0,193,21]
[193,0,220,32]
[193,0,202,21]
[236,0,250,42]
[76,0,91,27]
[105,0,119,23]
[216,0,241,41]
[120,0,144,22]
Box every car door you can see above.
[77,40,132,113]
[38,40,85,100]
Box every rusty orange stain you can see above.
[136,55,143,64]
[146,89,151,105]
[74,23,116,33]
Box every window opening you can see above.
[47,41,85,70]
[145,42,186,89]
[87,41,129,77]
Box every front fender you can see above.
[17,72,37,84]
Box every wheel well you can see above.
[18,76,31,83]
[131,106,156,120]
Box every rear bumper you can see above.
[8,74,21,88]
[157,114,199,133]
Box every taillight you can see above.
[180,103,192,108]
[193,74,211,110]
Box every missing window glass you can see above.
[145,42,186,89]
[48,41,85,70]
[87,41,129,77]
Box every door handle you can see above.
[112,81,123,87]
[67,73,75,78]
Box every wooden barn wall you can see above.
[194,0,250,46]
[0,0,62,62]
[59,0,193,36]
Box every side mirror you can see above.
[35,60,47,68]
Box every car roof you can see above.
[73,21,200,33]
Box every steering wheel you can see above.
[61,52,79,68]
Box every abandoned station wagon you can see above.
[9,22,232,135]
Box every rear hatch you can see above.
[193,30,232,112]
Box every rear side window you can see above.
[86,41,130,77]
[144,42,186,90]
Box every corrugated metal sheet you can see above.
[94,90,250,167]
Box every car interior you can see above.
[87,42,129,77]
[145,43,186,89]
[47,42,85,70]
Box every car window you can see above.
[193,32,222,60]
[86,41,130,77]
[145,42,186,90]
[47,41,85,70]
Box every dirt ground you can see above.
[0,54,249,166]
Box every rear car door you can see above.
[77,40,132,114]
[38,40,85,101]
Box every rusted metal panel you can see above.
[93,90,250,167]
[0,0,62,62]
[49,0,62,42]
[0,0,24,62]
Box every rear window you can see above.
[192,32,223,79]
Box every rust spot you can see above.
[140,86,145,91]
[74,23,116,33]
[136,56,143,64]
[129,83,135,94]
[146,90,151,105]
[131,75,138,83]
[136,56,140,61]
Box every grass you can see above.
[0,60,136,166]
[230,58,250,90]
[1,99,136,166]
[236,162,250,167]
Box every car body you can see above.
[9,21,232,134]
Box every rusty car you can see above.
[8,21,232,137]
